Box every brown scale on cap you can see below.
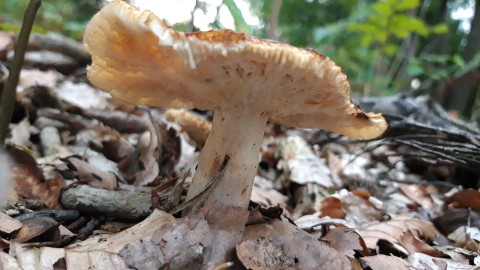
[186,29,247,43]
[84,1,387,212]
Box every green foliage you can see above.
[0,22,46,34]
[0,0,101,40]
[252,0,476,109]
[223,0,249,33]
[256,0,358,45]
[409,51,480,94]
[348,0,446,56]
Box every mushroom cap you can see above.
[84,1,387,139]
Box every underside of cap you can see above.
[84,0,387,139]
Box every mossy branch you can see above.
[0,0,42,145]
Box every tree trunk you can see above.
[447,0,480,117]
[429,0,450,102]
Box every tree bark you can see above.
[447,0,480,117]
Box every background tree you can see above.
[446,0,480,118]
[1,0,479,120]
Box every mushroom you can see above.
[84,1,387,212]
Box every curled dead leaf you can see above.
[13,217,60,243]
[323,227,370,256]
[361,254,412,270]
[399,184,434,209]
[8,146,64,209]
[400,230,447,258]
[0,212,23,235]
[320,197,345,219]
[358,215,438,250]
[444,189,480,212]
[236,237,294,270]
[64,156,117,190]
[241,218,352,269]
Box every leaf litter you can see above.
[0,31,480,269]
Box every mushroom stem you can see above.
[185,107,268,210]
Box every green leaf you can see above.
[431,69,449,80]
[210,20,225,30]
[223,0,249,33]
[384,44,398,56]
[395,0,420,11]
[172,23,192,32]
[407,62,424,77]
[391,15,429,37]
[431,24,448,34]
[313,21,347,43]
[372,2,392,16]
[0,23,46,34]
[452,54,465,67]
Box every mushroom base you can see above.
[185,108,268,210]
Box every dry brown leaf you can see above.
[133,130,160,186]
[8,146,64,209]
[64,251,127,269]
[323,227,370,256]
[0,32,13,55]
[251,181,289,209]
[400,230,447,258]
[241,218,352,270]
[134,117,179,186]
[295,213,349,230]
[0,252,22,270]
[361,254,412,270]
[65,209,243,269]
[444,189,480,212]
[0,212,23,235]
[126,212,213,269]
[9,117,31,147]
[321,197,345,219]
[291,183,328,219]
[118,240,166,269]
[433,208,480,236]
[0,150,13,207]
[236,237,295,270]
[325,149,344,176]
[43,210,174,269]
[448,226,480,253]
[399,184,434,209]
[39,126,62,157]
[351,190,371,200]
[68,210,175,252]
[96,136,135,162]
[64,156,117,190]
[341,190,383,225]
[201,206,250,266]
[408,252,473,269]
[279,136,338,188]
[13,217,60,243]
[10,243,68,270]
[358,215,438,250]
[18,69,58,91]
[55,81,110,110]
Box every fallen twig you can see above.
[168,155,230,215]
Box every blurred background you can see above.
[1,0,479,122]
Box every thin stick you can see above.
[168,155,230,215]
[0,0,42,145]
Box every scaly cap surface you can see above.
[84,0,387,139]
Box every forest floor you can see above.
[1,31,480,269]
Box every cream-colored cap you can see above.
[84,0,386,139]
